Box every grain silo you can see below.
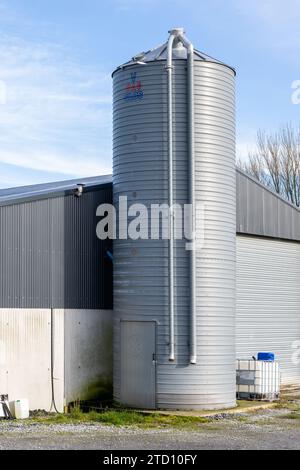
[113,28,236,410]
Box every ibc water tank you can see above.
[112,28,236,410]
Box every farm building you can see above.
[0,169,299,411]
[1,28,300,412]
[0,176,113,412]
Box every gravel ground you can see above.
[0,406,299,450]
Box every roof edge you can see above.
[2,170,298,214]
[0,175,113,207]
[112,57,236,78]
[236,168,300,213]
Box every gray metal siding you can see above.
[236,235,300,386]
[0,187,113,309]
[113,59,236,410]
[236,169,300,242]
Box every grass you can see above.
[276,400,300,412]
[29,399,260,428]
[13,398,299,429]
[281,412,300,420]
[272,399,300,422]
[20,399,275,429]
[236,400,267,409]
[29,407,210,429]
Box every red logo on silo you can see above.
[124,72,144,101]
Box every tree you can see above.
[238,125,300,207]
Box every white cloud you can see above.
[0,170,58,189]
[0,7,112,185]
[0,149,111,177]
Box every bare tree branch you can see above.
[237,124,300,208]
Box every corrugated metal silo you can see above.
[113,28,236,410]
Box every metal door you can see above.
[120,321,156,409]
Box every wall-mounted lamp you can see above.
[74,184,85,198]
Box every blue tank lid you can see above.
[258,352,275,362]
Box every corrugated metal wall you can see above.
[0,187,113,309]
[236,235,300,386]
[236,169,300,242]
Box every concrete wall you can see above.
[64,309,113,404]
[0,309,64,412]
[0,309,113,412]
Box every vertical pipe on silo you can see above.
[166,32,176,362]
[181,34,197,364]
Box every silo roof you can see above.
[113,40,235,76]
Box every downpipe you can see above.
[181,35,197,365]
[167,31,176,362]
[167,29,196,365]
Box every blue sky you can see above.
[0,0,299,188]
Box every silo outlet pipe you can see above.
[166,30,176,362]
[167,29,197,364]
[181,34,197,365]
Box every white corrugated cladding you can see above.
[236,235,300,386]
